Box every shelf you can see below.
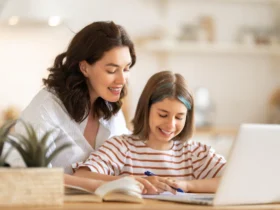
[224,0,280,3]
[195,126,238,136]
[152,0,280,5]
[138,41,280,56]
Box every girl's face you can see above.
[148,97,187,149]
[80,46,132,103]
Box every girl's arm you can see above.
[185,177,221,193]
[73,167,158,194]
[74,167,119,181]
[172,142,226,193]
[72,137,159,194]
[167,177,221,193]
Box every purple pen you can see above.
[144,171,184,193]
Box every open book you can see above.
[64,177,143,203]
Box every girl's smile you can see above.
[147,97,187,150]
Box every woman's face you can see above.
[80,46,132,103]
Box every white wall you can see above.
[0,0,279,126]
[0,25,72,111]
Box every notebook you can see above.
[144,192,215,205]
[64,177,143,203]
[144,124,280,206]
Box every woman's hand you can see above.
[142,176,177,194]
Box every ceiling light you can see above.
[48,16,61,27]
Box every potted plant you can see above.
[0,120,16,167]
[0,120,72,206]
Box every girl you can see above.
[8,21,135,174]
[73,71,226,194]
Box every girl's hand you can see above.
[143,176,177,194]
[131,176,159,195]
[165,178,189,193]
[166,177,221,193]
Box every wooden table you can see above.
[1,199,280,210]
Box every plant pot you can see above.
[0,168,64,206]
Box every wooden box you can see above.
[0,168,64,206]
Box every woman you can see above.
[9,21,135,174]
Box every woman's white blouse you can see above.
[6,88,130,174]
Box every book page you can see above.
[64,184,102,203]
[64,194,103,203]
[65,177,142,203]
[95,177,142,198]
[103,191,143,203]
[64,184,94,195]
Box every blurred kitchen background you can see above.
[0,0,280,157]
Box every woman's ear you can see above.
[79,60,88,77]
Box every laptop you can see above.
[143,124,280,205]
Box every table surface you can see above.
[0,199,280,210]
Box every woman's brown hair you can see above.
[43,21,136,122]
[132,71,194,142]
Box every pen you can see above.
[144,171,184,193]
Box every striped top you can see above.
[73,135,226,180]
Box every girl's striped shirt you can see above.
[73,134,226,180]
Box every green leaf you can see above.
[10,133,34,155]
[40,130,57,157]
[0,120,16,157]
[44,135,64,157]
[0,120,16,138]
[8,134,33,158]
[45,143,72,166]
[0,146,13,166]
[7,120,73,167]
[18,120,38,154]
[34,144,45,167]
[8,139,33,166]
[26,124,39,156]
[40,129,55,147]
